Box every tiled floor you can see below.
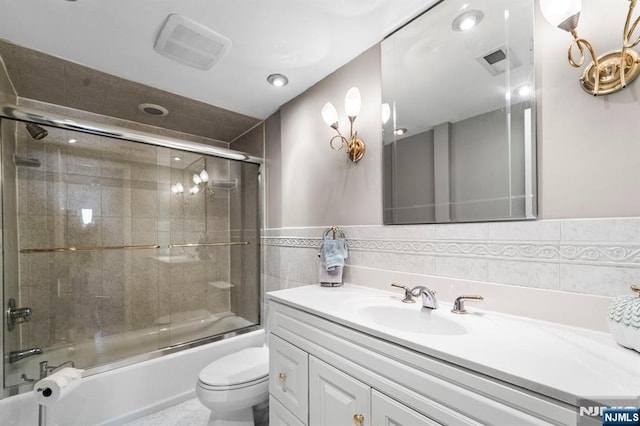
[123,398,269,426]
[124,398,210,426]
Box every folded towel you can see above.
[319,264,343,286]
[319,238,348,271]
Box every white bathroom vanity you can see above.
[266,284,640,426]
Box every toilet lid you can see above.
[199,346,269,387]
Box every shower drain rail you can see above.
[19,241,251,254]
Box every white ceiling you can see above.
[0,0,435,120]
[382,0,534,138]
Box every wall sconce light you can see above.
[171,183,184,194]
[189,169,210,195]
[540,0,640,96]
[321,87,366,162]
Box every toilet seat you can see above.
[198,375,268,391]
[198,346,269,391]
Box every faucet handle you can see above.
[452,295,484,314]
[390,283,415,303]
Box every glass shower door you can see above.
[2,119,260,392]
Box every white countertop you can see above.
[267,284,640,406]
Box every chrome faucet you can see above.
[9,347,43,363]
[390,284,439,309]
[6,298,33,331]
[411,286,439,310]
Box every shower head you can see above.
[25,123,48,140]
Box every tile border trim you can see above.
[262,236,640,267]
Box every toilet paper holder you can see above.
[39,360,75,379]
[34,364,83,426]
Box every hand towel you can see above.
[319,238,348,271]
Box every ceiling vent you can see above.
[476,46,521,76]
[154,14,231,70]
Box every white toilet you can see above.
[196,346,269,426]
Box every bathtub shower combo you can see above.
[0,107,262,412]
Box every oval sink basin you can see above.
[356,305,467,336]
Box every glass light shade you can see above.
[539,0,581,30]
[192,173,202,185]
[189,185,200,194]
[381,103,391,124]
[344,87,361,117]
[321,102,339,127]
[199,169,209,183]
[171,183,184,194]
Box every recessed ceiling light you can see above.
[138,103,169,117]
[68,138,77,144]
[518,85,532,97]
[452,10,484,32]
[173,156,181,162]
[267,73,289,87]
[394,128,408,136]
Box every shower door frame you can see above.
[0,103,264,399]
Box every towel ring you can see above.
[323,226,345,240]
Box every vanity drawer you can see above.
[269,334,309,423]
[270,395,306,426]
[372,389,441,426]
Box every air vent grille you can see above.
[476,46,521,76]
[154,14,231,70]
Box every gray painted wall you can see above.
[268,46,383,228]
[269,1,640,227]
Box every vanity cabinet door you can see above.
[371,390,441,426]
[309,356,371,426]
[270,334,309,423]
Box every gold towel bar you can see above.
[19,242,251,254]
[168,242,251,248]
[19,244,161,254]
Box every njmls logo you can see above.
[602,408,640,426]
[579,406,637,417]
[577,397,640,426]
[580,406,605,416]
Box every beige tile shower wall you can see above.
[263,218,640,298]
[230,125,262,323]
[0,119,19,396]
[14,127,234,350]
[0,52,20,392]
[0,51,16,103]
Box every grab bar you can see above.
[168,242,251,248]
[19,244,160,254]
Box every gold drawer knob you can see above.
[278,372,287,383]
[353,413,365,425]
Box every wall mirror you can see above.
[382,0,536,224]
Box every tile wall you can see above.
[13,123,234,350]
[263,218,640,300]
